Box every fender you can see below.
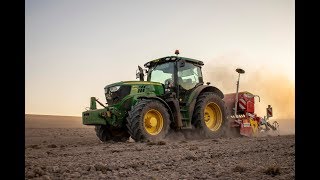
[137,96,174,123]
[186,85,224,120]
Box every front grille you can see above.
[105,85,131,105]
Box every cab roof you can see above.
[144,56,204,68]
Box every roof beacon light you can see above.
[175,50,180,56]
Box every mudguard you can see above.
[137,96,174,124]
[186,85,224,119]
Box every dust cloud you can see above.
[203,62,295,135]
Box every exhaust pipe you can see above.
[90,97,106,110]
[90,97,97,110]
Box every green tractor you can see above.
[82,50,227,142]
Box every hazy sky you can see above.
[26,0,294,117]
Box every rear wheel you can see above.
[192,92,227,138]
[94,125,129,142]
[126,99,170,142]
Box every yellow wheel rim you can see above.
[144,109,164,135]
[204,102,222,131]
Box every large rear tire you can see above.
[192,92,227,138]
[95,125,129,142]
[126,99,170,142]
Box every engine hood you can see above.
[104,81,165,106]
[104,81,162,89]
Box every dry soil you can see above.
[25,115,295,180]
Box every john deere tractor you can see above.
[82,50,227,142]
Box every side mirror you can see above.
[136,65,144,81]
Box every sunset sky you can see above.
[26,0,294,121]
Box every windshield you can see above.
[148,62,174,84]
[178,62,203,90]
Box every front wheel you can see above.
[94,125,129,142]
[192,92,227,138]
[126,99,170,142]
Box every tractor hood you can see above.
[104,81,165,106]
[104,81,163,89]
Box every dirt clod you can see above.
[157,141,166,145]
[42,175,51,180]
[146,142,157,145]
[185,152,198,161]
[33,167,45,176]
[94,163,108,174]
[47,144,57,148]
[26,171,36,178]
[232,165,246,173]
[264,165,281,176]
[29,144,41,149]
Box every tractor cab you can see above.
[141,50,205,101]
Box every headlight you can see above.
[109,86,120,92]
